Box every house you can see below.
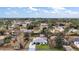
[40,23,48,30]
[0,36,6,45]
[49,26,64,33]
[16,22,22,25]
[8,24,15,30]
[4,32,10,35]
[20,21,31,28]
[32,34,47,45]
[73,38,79,48]
[25,21,32,25]
[69,28,78,33]
[22,23,27,27]
[20,29,33,33]
[67,28,79,35]
[33,27,41,33]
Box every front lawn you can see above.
[36,44,64,51]
[50,48,64,51]
[36,44,50,51]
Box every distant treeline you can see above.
[0,18,79,21]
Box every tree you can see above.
[5,20,12,30]
[0,21,4,27]
[27,24,33,29]
[0,29,5,35]
[41,27,49,36]
[55,33,64,49]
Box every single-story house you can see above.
[73,38,79,48]
[67,28,79,35]
[0,36,6,45]
[68,28,78,33]
[32,34,47,45]
[20,29,33,33]
[50,26,64,33]
[33,27,41,33]
[25,21,32,25]
[40,23,48,30]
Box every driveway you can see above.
[28,42,36,51]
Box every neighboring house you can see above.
[0,36,6,45]
[21,21,31,28]
[69,28,78,33]
[20,29,33,33]
[67,28,79,35]
[33,27,41,33]
[16,22,22,25]
[50,26,64,33]
[10,30,16,35]
[13,21,32,28]
[40,23,48,30]
[73,38,79,48]
[4,31,10,35]
[33,34,47,45]
[25,21,32,25]
[22,23,27,27]
[8,24,15,30]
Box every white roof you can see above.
[50,36,56,40]
[0,36,6,40]
[21,29,33,33]
[41,23,48,25]
[33,37,47,43]
[74,42,79,48]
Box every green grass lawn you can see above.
[36,44,64,51]
[36,44,50,51]
[50,48,64,51]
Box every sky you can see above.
[0,7,79,18]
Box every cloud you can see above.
[52,7,65,10]
[27,7,79,18]
[51,7,66,13]
[7,8,11,10]
[28,7,38,11]
[64,10,79,14]
[42,10,50,13]
[1,7,79,18]
[50,7,79,14]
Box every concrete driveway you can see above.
[28,42,36,51]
